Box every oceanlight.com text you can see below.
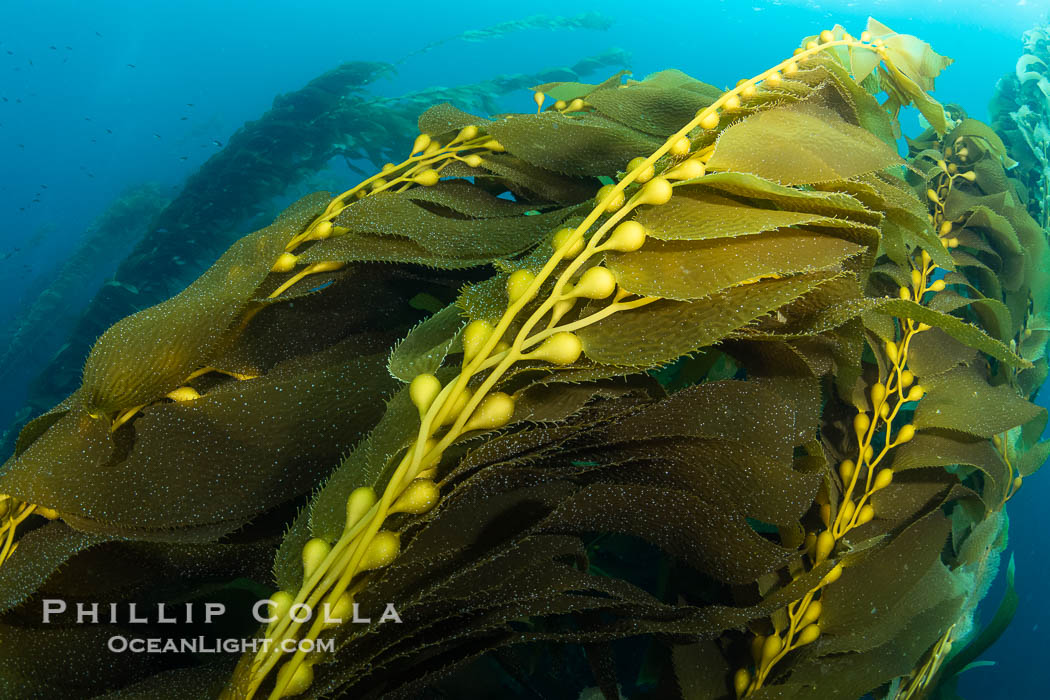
[106,636,337,654]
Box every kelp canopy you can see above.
[0,17,1046,700]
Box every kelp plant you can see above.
[990,22,1050,228]
[1,17,1046,700]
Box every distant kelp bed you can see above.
[0,17,1047,700]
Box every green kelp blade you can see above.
[538,482,798,585]
[706,91,904,186]
[486,111,664,177]
[892,433,1010,518]
[605,377,817,462]
[822,535,963,657]
[387,303,466,382]
[227,265,424,377]
[875,299,1029,369]
[738,272,871,338]
[905,326,978,379]
[578,271,838,366]
[471,152,598,204]
[787,53,897,145]
[417,103,492,139]
[79,193,326,415]
[296,192,580,268]
[633,189,859,242]
[927,290,1014,344]
[531,68,629,103]
[607,232,864,300]
[688,171,881,223]
[400,179,556,219]
[947,119,1011,164]
[585,84,717,137]
[306,383,421,543]
[11,398,73,459]
[587,434,821,531]
[913,363,1044,438]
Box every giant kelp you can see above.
[990,24,1050,227]
[0,18,1046,700]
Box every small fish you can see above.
[180,116,188,120]
[186,103,194,107]
[95,31,102,37]
[40,184,47,189]
[5,50,13,55]
[49,45,56,50]
[105,128,112,134]
[179,155,188,160]
[1,97,7,102]
[153,133,161,139]
[126,63,135,68]
[211,139,223,147]
[84,116,92,121]
[65,46,72,50]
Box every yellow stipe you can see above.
[267,262,345,299]
[0,500,37,567]
[110,404,146,433]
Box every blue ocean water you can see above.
[0,1,1047,697]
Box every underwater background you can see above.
[0,1,1047,697]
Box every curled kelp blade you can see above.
[1,350,394,538]
[78,193,328,415]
